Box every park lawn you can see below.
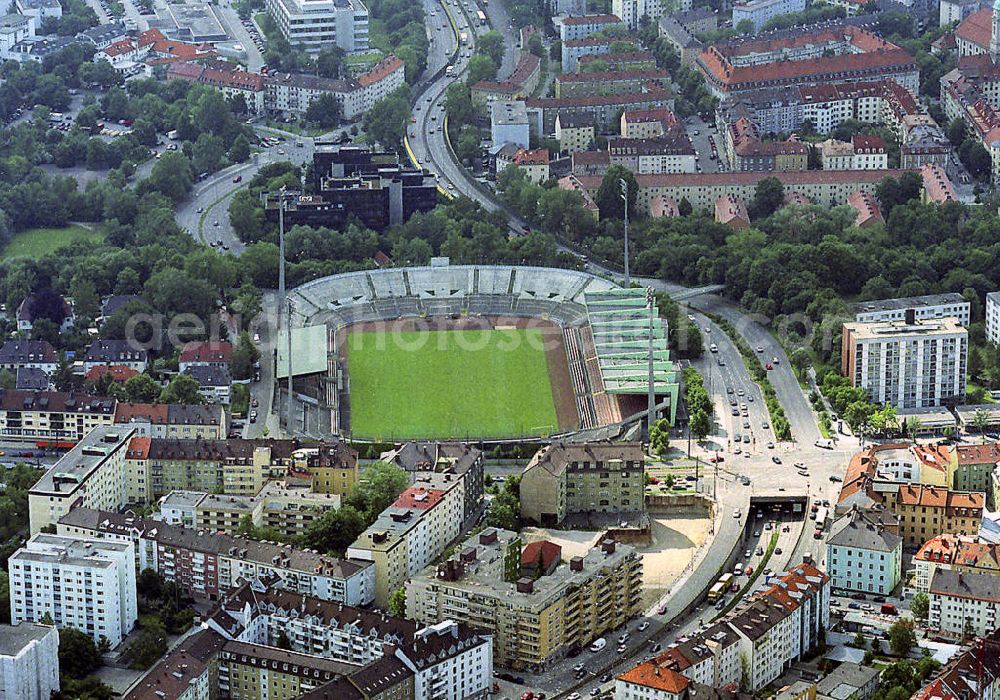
[347,328,558,440]
[1,225,103,260]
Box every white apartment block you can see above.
[264,55,403,121]
[852,293,971,325]
[612,0,669,30]
[27,425,134,535]
[265,0,369,52]
[396,621,493,700]
[0,622,59,700]
[928,568,1000,637]
[987,291,1000,345]
[9,534,137,648]
[841,317,968,410]
[731,0,805,31]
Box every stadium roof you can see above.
[583,288,678,397]
[276,325,328,378]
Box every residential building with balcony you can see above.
[928,568,1000,637]
[892,484,984,547]
[851,293,971,325]
[9,533,136,647]
[0,389,116,445]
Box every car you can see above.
[733,509,741,518]
[600,674,612,684]
[742,435,750,444]
[830,475,843,482]
[765,363,773,370]
[771,456,781,464]
[745,566,753,575]
[772,357,780,364]
[251,398,259,408]
[726,387,734,394]
[521,693,534,700]
[753,530,760,537]
[737,389,745,396]
[638,621,649,631]
[747,395,753,402]
[704,326,711,333]
[573,663,586,673]
[743,421,750,429]
[848,602,861,610]
[568,695,581,700]
[658,604,669,614]
[213,220,220,226]
[731,408,740,416]
[196,206,204,213]
[718,358,725,366]
[774,548,782,555]
[616,644,627,653]
[590,690,601,697]
[649,643,660,652]
[687,314,696,322]
[709,455,724,463]
[756,546,764,556]
[764,522,773,530]
[745,549,752,558]
[767,442,774,449]
[232,175,242,183]
[756,345,763,353]
[762,422,769,430]
[733,447,741,455]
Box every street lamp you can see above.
[286,296,295,436]
[620,178,630,287]
[277,185,291,327]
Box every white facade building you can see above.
[0,622,59,700]
[987,291,1000,345]
[826,507,902,595]
[491,100,531,150]
[265,0,369,52]
[9,534,137,647]
[852,293,971,325]
[928,568,1000,637]
[731,0,805,31]
[842,317,968,410]
[612,0,670,30]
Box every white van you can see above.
[709,343,718,353]
[589,638,607,652]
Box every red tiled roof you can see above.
[852,134,887,152]
[623,107,678,127]
[921,163,957,203]
[956,8,992,51]
[715,193,747,224]
[573,150,611,165]
[102,38,139,57]
[521,540,561,569]
[955,442,1000,465]
[508,53,541,84]
[179,341,233,364]
[618,664,689,693]
[558,68,669,83]
[650,195,680,217]
[392,486,446,510]
[847,190,883,228]
[513,147,549,165]
[563,36,623,48]
[526,88,672,109]
[115,402,169,425]
[357,55,404,87]
[85,365,140,383]
[579,50,655,65]
[127,436,152,460]
[200,64,264,91]
[575,168,917,190]
[897,484,984,511]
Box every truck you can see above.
[814,438,834,449]
[445,65,454,76]
[707,581,726,602]
[167,129,180,140]
[589,638,606,652]
[460,31,468,44]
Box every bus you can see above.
[476,9,486,25]
[718,573,735,592]
[707,581,726,602]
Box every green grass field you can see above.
[2,225,103,260]
[347,328,558,440]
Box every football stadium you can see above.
[280,264,680,442]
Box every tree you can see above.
[316,46,345,78]
[388,587,407,617]
[527,33,543,57]
[476,31,505,66]
[228,134,251,163]
[58,627,103,677]
[304,93,342,129]
[126,623,167,670]
[124,374,160,403]
[959,140,991,181]
[678,197,693,216]
[231,331,260,380]
[911,592,929,621]
[888,619,916,656]
[53,677,114,700]
[299,505,367,555]
[649,418,670,456]
[347,461,409,518]
[853,631,866,648]
[362,86,411,152]
[159,374,204,405]
[147,151,193,202]
[595,165,637,221]
[466,54,499,84]
[137,568,163,600]
[972,408,991,441]
[691,408,712,440]
[276,629,292,650]
[0,369,14,390]
[748,176,784,220]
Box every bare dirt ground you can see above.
[522,508,712,609]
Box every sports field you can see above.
[347,328,559,440]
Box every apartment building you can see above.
[82,339,149,373]
[265,0,369,52]
[27,425,134,534]
[195,493,263,533]
[893,484,984,547]
[826,506,902,595]
[621,107,679,139]
[182,365,232,405]
[302,441,360,496]
[554,68,671,98]
[561,36,634,72]
[949,442,1000,493]
[0,389,116,444]
[493,101,531,150]
[520,442,645,526]
[928,568,1000,637]
[9,533,136,647]
[124,628,227,700]
[221,640,358,700]
[0,622,59,700]
[378,442,485,528]
[257,480,342,538]
[912,534,1000,591]
[617,563,830,693]
[851,292,971,325]
[731,0,805,31]
[841,315,968,410]
[612,0,672,29]
[988,291,1000,345]
[114,402,227,439]
[208,582,492,700]
[526,89,674,134]
[167,61,265,114]
[555,111,595,153]
[160,490,204,527]
[407,528,642,670]
[608,133,697,174]
[56,508,375,605]
[0,340,57,375]
[819,136,889,170]
[912,629,1000,700]
[556,14,625,42]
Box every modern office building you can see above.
[27,425,134,534]
[841,315,968,410]
[265,0,369,52]
[9,533,136,647]
[0,622,59,700]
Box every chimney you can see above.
[601,539,616,554]
[516,577,534,594]
[479,529,497,545]
[570,556,584,571]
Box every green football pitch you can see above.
[346,328,559,440]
